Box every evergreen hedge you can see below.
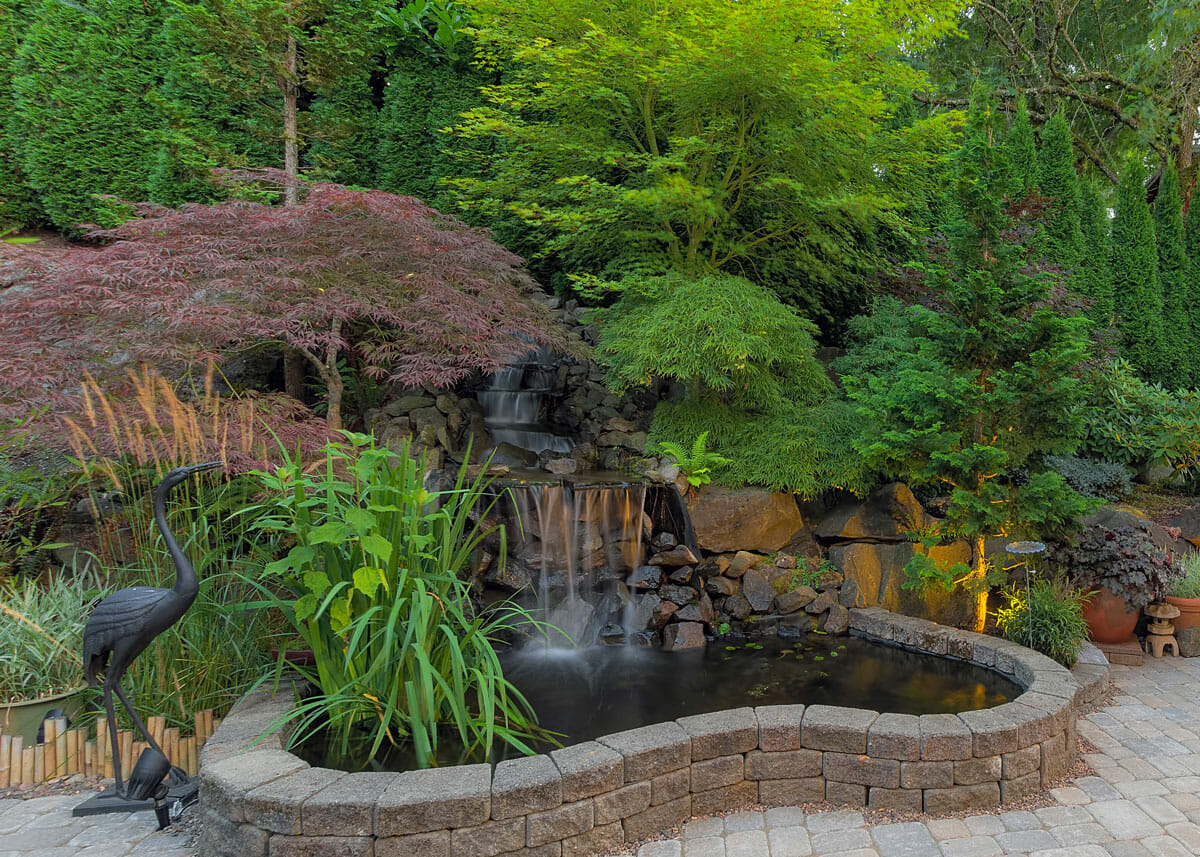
[1111,157,1165,382]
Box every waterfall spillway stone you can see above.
[508,480,648,647]
[478,350,573,454]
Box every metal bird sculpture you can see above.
[82,461,223,797]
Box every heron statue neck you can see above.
[153,476,198,602]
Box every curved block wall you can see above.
[198,607,1109,857]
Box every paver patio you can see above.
[0,653,1197,857]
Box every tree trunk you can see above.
[971,533,988,634]
[283,31,299,207]
[283,349,307,402]
[324,319,344,431]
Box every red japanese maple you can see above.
[0,178,571,430]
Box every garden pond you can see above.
[295,634,1019,771]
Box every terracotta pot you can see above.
[1165,595,1200,632]
[1081,588,1140,644]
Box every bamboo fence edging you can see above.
[0,708,214,788]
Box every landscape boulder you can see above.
[687,487,806,553]
[813,482,932,543]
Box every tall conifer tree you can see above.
[1111,157,1165,382]
[1153,161,1190,387]
[1077,181,1114,325]
[0,0,39,229]
[12,0,166,230]
[1185,189,1200,383]
[1004,96,1038,195]
[1036,112,1083,269]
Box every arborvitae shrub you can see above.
[1077,182,1114,324]
[1153,162,1190,385]
[307,73,380,188]
[1111,157,1165,381]
[0,0,39,229]
[1004,96,1038,195]
[376,56,436,200]
[12,0,167,229]
[1036,112,1083,269]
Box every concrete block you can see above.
[745,749,823,781]
[677,708,757,760]
[302,771,397,837]
[622,795,690,841]
[867,713,921,761]
[900,760,953,790]
[823,752,900,789]
[919,713,973,761]
[801,705,877,753]
[758,777,825,806]
[651,768,691,805]
[375,764,490,836]
[450,818,527,857]
[550,742,623,802]
[755,705,806,751]
[954,756,1002,785]
[493,755,563,820]
[526,800,594,847]
[597,723,690,783]
[593,782,650,825]
[923,782,1001,813]
[690,781,758,816]
[689,755,742,792]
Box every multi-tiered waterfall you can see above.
[477,350,572,454]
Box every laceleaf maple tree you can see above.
[0,175,570,430]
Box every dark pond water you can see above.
[296,636,1020,772]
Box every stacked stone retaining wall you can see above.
[198,608,1109,857]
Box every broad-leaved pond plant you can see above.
[245,433,548,768]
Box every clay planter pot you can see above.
[1082,589,1140,644]
[1165,595,1200,633]
[0,685,87,745]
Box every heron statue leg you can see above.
[112,682,166,757]
[102,679,126,797]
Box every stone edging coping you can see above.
[198,607,1110,857]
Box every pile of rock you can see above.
[363,390,488,471]
[626,532,858,651]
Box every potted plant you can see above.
[1166,552,1200,632]
[1051,519,1185,644]
[0,573,101,744]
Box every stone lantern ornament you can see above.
[1144,601,1181,657]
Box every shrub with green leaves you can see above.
[246,433,549,768]
[994,577,1090,667]
[1078,358,1200,472]
[600,271,874,497]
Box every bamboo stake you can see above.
[42,718,57,778]
[183,737,197,776]
[164,727,179,767]
[32,745,43,783]
[20,745,33,785]
[66,728,82,777]
[10,736,22,785]
[84,739,95,778]
[100,726,113,779]
[194,710,207,746]
[0,733,10,787]
[119,731,133,777]
[53,718,68,779]
[148,715,165,750]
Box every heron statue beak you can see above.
[186,461,225,474]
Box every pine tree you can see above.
[1077,181,1114,324]
[1036,112,1083,270]
[1004,96,1038,195]
[850,85,1090,632]
[1111,157,1166,382]
[1153,161,1190,387]
[12,0,167,230]
[0,0,39,229]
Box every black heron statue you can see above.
[82,461,223,798]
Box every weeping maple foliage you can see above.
[0,177,571,431]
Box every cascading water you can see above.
[508,480,647,647]
[478,350,573,454]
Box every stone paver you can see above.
[2,652,1199,857]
